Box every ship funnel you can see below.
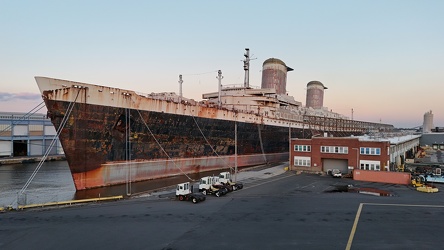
[261,58,293,95]
[306,81,327,109]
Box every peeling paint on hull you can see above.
[73,153,288,190]
[45,99,298,190]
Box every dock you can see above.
[0,154,66,165]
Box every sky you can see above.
[1,0,443,128]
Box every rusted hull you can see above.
[72,153,288,190]
[44,99,360,190]
[43,99,304,190]
[35,76,367,190]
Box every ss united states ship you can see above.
[35,49,393,190]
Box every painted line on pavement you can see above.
[346,203,363,250]
[345,202,444,250]
[363,202,444,208]
[243,173,293,190]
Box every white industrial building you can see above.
[0,112,63,157]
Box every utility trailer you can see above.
[176,182,206,203]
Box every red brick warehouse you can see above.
[290,137,391,174]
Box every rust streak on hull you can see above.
[73,153,287,190]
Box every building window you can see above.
[294,145,311,152]
[360,147,381,155]
[294,156,311,167]
[360,160,381,171]
[321,146,348,154]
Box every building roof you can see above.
[355,134,421,145]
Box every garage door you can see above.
[322,159,349,173]
[30,140,43,156]
[0,141,11,157]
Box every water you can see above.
[0,160,243,207]
[0,161,75,207]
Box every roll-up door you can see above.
[322,159,348,173]
[0,141,11,157]
[30,140,44,156]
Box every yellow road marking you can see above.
[345,202,444,249]
[346,203,363,250]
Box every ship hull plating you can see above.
[45,100,299,190]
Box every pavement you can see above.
[133,162,289,199]
[3,165,444,250]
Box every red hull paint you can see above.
[72,153,288,190]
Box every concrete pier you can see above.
[0,154,66,165]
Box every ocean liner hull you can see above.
[44,100,291,190]
[35,76,386,190]
[35,77,304,190]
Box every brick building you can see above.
[290,135,420,174]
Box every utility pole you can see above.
[235,121,238,182]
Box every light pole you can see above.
[289,122,291,171]
[352,148,359,170]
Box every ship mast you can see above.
[217,70,223,108]
[178,74,183,101]
[243,48,250,88]
[243,48,256,88]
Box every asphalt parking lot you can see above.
[1,169,444,250]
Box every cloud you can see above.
[0,92,41,102]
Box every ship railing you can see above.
[137,91,198,105]
[222,84,260,90]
